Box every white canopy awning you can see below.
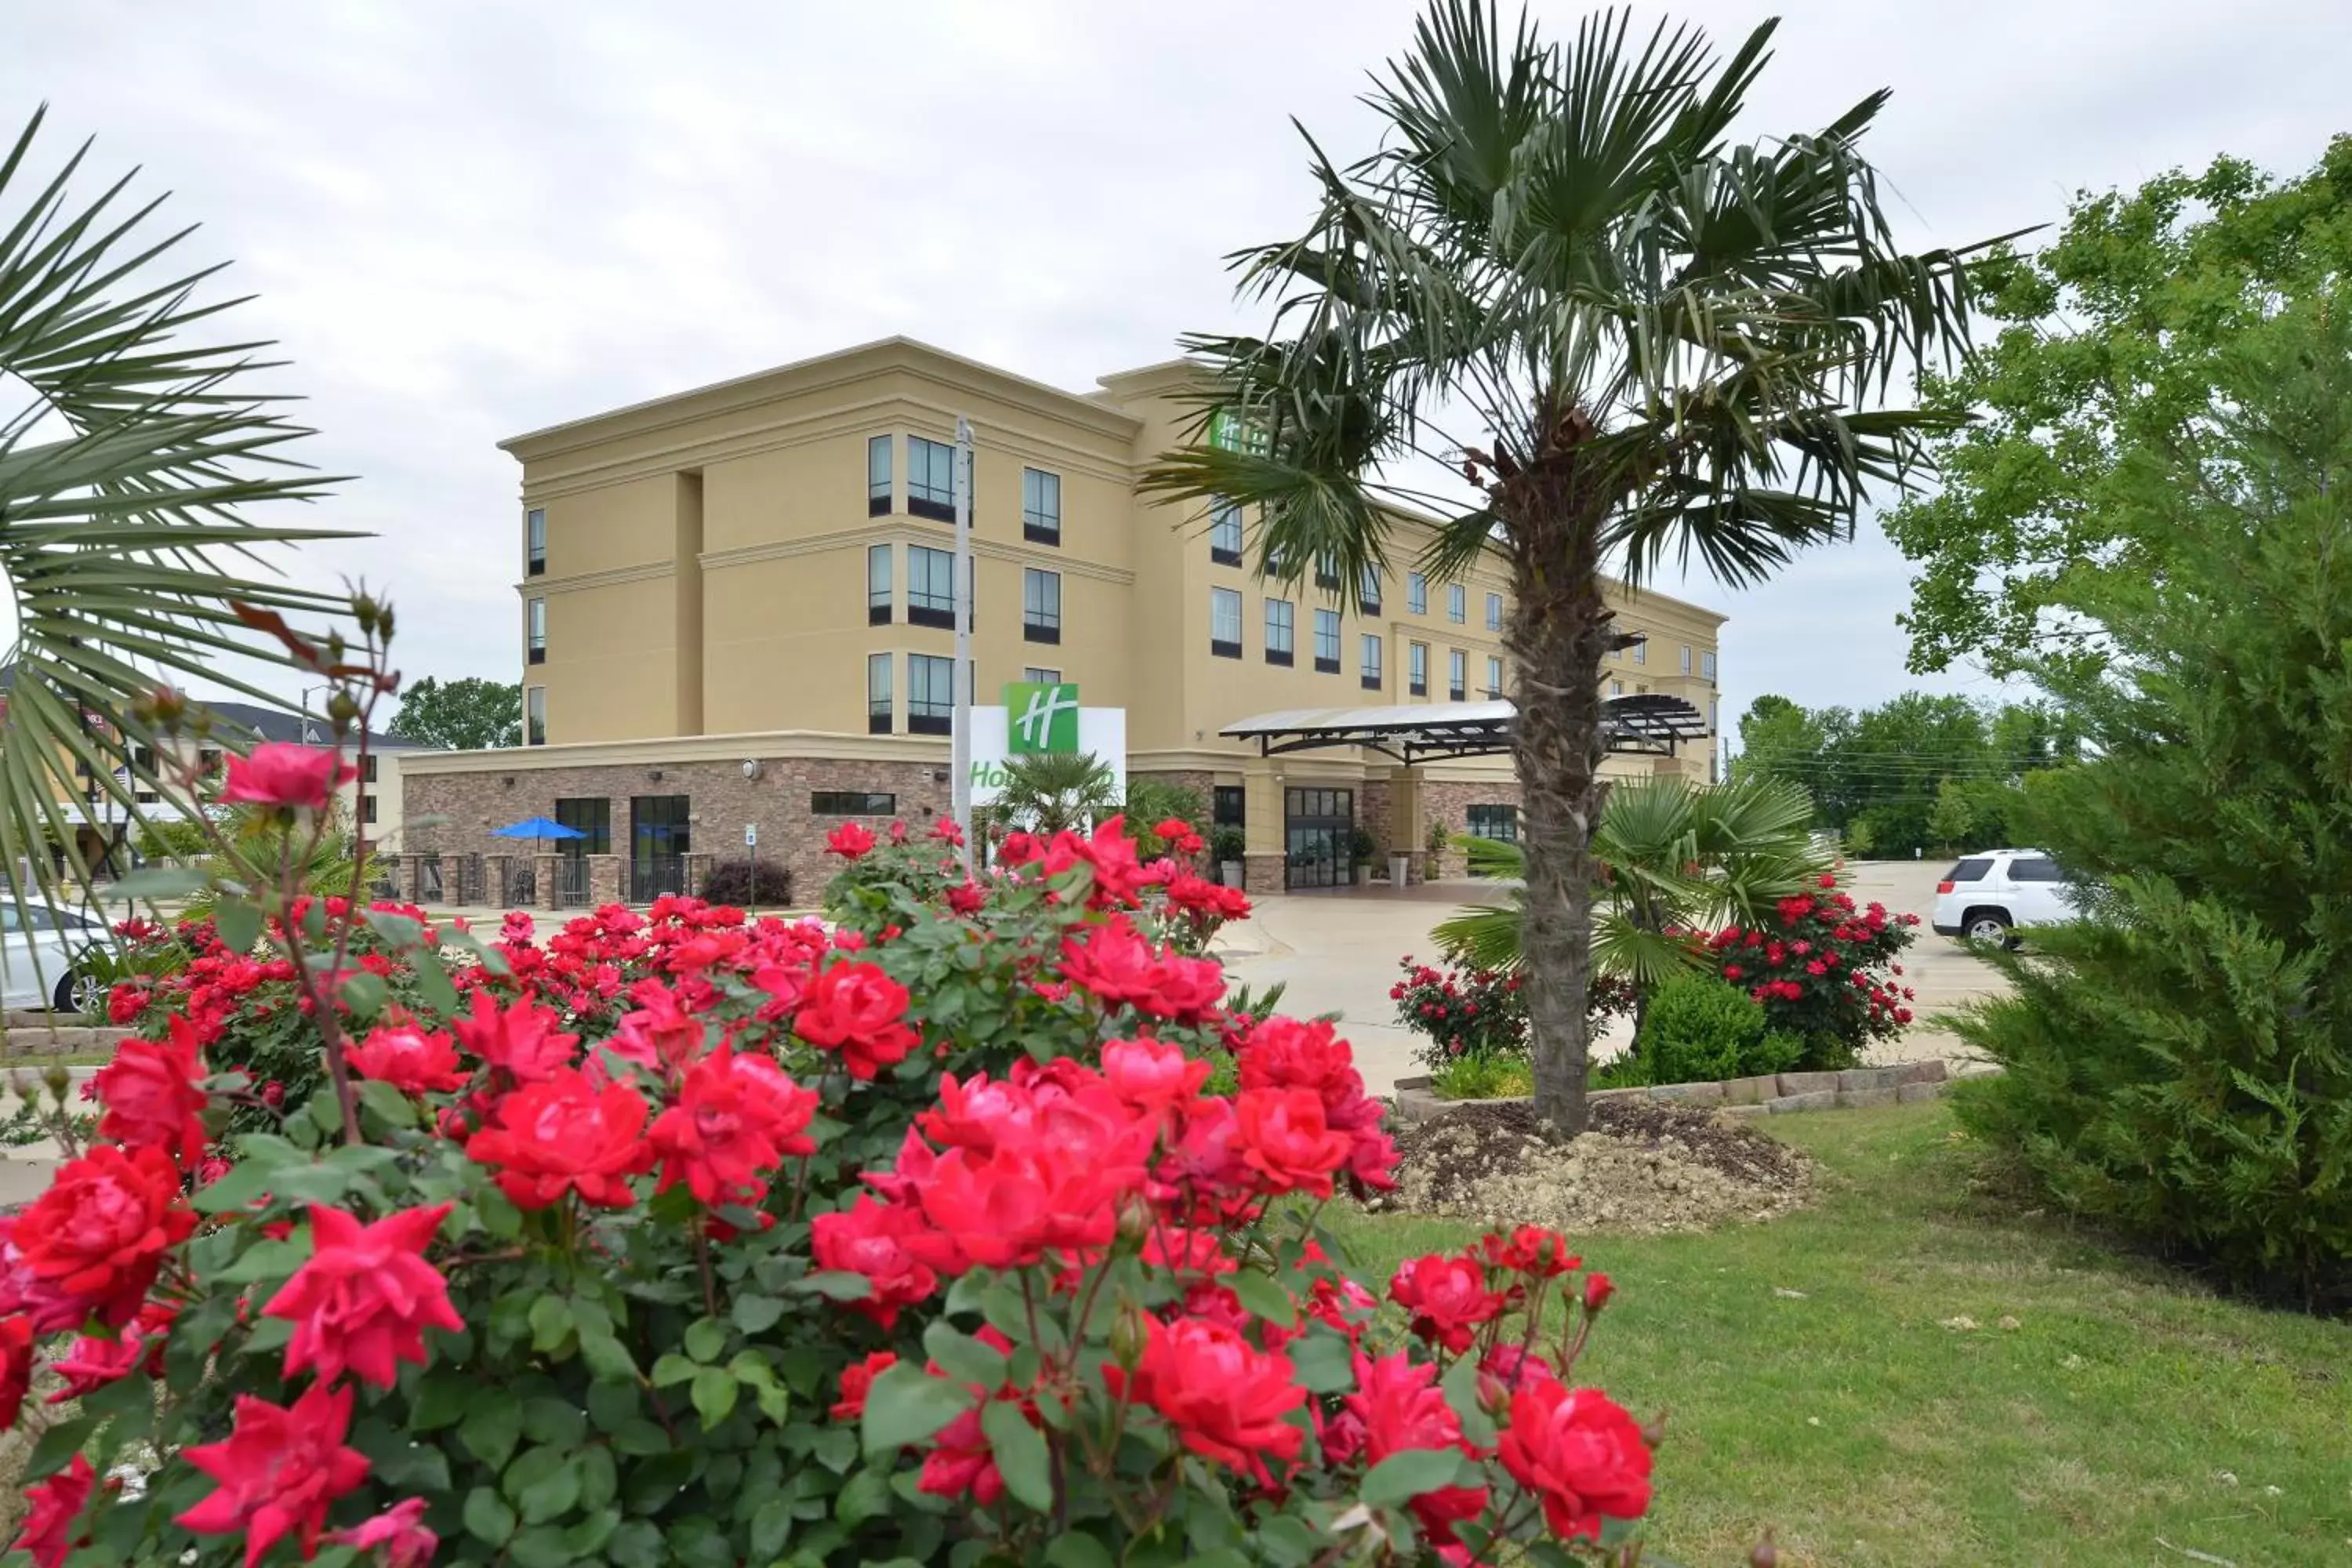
[1221,694,1706,764]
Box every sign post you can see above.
[951,416,975,873]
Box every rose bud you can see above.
[1582,1271,1614,1314]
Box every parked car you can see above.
[0,902,109,1012]
[1933,849,2082,946]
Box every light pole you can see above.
[951,415,975,873]
[298,684,331,745]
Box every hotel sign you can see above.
[968,683,1126,806]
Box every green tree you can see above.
[1952,293,2352,1309]
[388,676,522,750]
[1885,138,2352,676]
[1143,2,1997,1130]
[1926,779,1975,852]
[989,751,1120,837]
[0,109,347,912]
[1731,695,1828,800]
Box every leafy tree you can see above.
[1731,695,1829,793]
[1951,293,2352,1310]
[1926,779,1975,852]
[1885,138,2352,676]
[0,109,347,913]
[1144,2,1996,1130]
[989,751,1120,837]
[388,675,522,750]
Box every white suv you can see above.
[1933,849,2082,946]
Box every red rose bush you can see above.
[6,634,1663,1566]
[1700,876,1921,1068]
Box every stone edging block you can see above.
[1387,1056,1981,1126]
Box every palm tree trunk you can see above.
[1508,503,1613,1134]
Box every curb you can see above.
[1391,1058,1968,1127]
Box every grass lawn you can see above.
[1336,1102,2350,1566]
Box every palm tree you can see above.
[0,107,349,917]
[989,751,1121,837]
[1434,774,1828,1028]
[1142,4,2006,1128]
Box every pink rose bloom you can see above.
[220,742,354,810]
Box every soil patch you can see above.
[1372,1098,1813,1234]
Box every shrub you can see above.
[698,855,793,906]
[1431,1053,1534,1100]
[1394,960,1635,1075]
[1621,977,1802,1087]
[1696,879,1918,1069]
[1208,822,1247,865]
[1123,777,1207,858]
[8,813,1669,1568]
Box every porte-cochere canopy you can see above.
[1221,694,1707,765]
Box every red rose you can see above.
[1347,1349,1487,1543]
[1583,1271,1614,1313]
[1497,1381,1653,1541]
[176,1381,372,1566]
[220,742,354,810]
[44,1324,152,1404]
[945,880,985,915]
[345,1020,469,1094]
[1389,1253,1506,1354]
[325,1498,437,1568]
[1232,1088,1354,1198]
[1058,917,1224,1019]
[90,1017,210,1169]
[1479,1225,1581,1278]
[263,1203,461,1388]
[826,822,876,859]
[104,982,148,1025]
[811,1195,942,1327]
[831,1350,898,1421]
[451,989,579,1083]
[14,1454,96,1568]
[465,1068,654,1210]
[795,960,920,1080]
[1100,1036,1210,1112]
[11,1145,197,1330]
[1723,964,1744,980]
[1103,1315,1305,1481]
[0,1315,28,1429]
[650,1046,819,1207]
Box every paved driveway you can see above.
[1218,858,2006,1097]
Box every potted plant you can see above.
[1210,822,1247,887]
[1349,825,1378,880]
[1426,814,1452,876]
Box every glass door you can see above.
[629,796,691,902]
[1283,787,1356,890]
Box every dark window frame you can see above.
[1210,587,1243,659]
[812,790,897,815]
[554,797,612,855]
[1022,466,1061,546]
[1022,567,1062,644]
[907,434,957,522]
[866,652,892,735]
[867,435,893,517]
[1265,598,1294,659]
[1312,607,1342,671]
[1213,785,1246,827]
[1209,498,1243,567]
[908,652,955,733]
[1466,804,1519,842]
[526,507,546,575]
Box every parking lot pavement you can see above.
[1217,859,2009,1095]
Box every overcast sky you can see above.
[6,0,2348,744]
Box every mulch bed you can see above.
[1370,1097,1814,1235]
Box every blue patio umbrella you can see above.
[490,816,584,841]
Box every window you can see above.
[867,544,892,625]
[1409,641,1428,696]
[1316,552,1340,590]
[1447,583,1466,623]
[1213,786,1245,827]
[866,653,892,734]
[525,686,546,746]
[909,545,956,628]
[1466,804,1519,842]
[1359,563,1381,614]
[867,435,893,516]
[908,435,956,521]
[525,508,546,575]
[1610,678,1624,696]
[1023,568,1061,643]
[1448,648,1467,701]
[362,754,379,784]
[1632,637,1646,665]
[554,797,611,855]
[1022,666,1061,684]
[2011,855,2064,882]
[1700,650,1717,682]
[361,793,378,825]
[1486,591,1503,631]
[1486,655,1504,699]
[1709,697,1719,731]
[909,653,954,735]
[1022,467,1061,544]
[527,598,546,664]
[1313,608,1341,673]
[1359,633,1383,690]
[813,790,897,815]
[1407,573,1427,615]
[1680,644,1693,674]
[1264,598,1294,664]
[1210,498,1243,565]
[1210,587,1243,658]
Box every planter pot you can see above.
[1389,851,1411,888]
[1220,859,1244,887]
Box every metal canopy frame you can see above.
[1221,694,1708,765]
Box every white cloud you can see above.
[5,0,2347,735]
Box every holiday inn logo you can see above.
[1004,681,1080,754]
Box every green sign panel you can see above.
[1207,408,1269,456]
[1004,682,1080,754]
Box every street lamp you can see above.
[298,684,331,745]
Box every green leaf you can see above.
[683,1316,728,1363]
[363,909,425,949]
[510,1446,583,1525]
[339,967,388,1018]
[507,1523,577,1568]
[409,1374,472,1433]
[833,1466,892,1526]
[107,867,207,901]
[212,1235,313,1286]
[750,1495,796,1557]
[586,1380,637,1434]
[579,1328,638,1382]
[521,1397,586,1448]
[22,1417,95,1481]
[190,1158,277,1214]
[650,1352,698,1388]
[1229,1269,1298,1327]
[859,1363,974,1457]
[981,1399,1053,1512]
[528,1296,575,1354]
[1287,1327,1356,1394]
[691,1367,739,1426]
[463,1486,517,1548]
[731,1294,786,1334]
[611,1418,670,1457]
[1046,1536,1116,1568]
[921,1322,1007,1389]
[353,1076,416,1130]
[459,1401,524,1470]
[212,897,263,956]
[796,1269,873,1301]
[1361,1447,1471,1508]
[607,1519,664,1568]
